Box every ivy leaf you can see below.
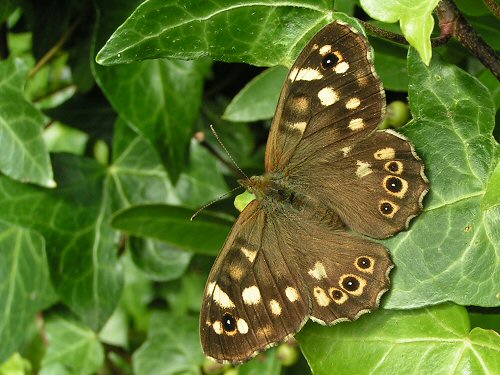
[95,0,335,67]
[223,66,288,122]
[111,205,232,256]
[239,348,282,375]
[40,312,105,375]
[132,313,204,375]
[92,0,211,183]
[0,155,123,331]
[0,222,56,363]
[383,49,499,308]
[298,304,500,374]
[0,58,55,187]
[360,0,440,65]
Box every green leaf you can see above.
[0,58,55,187]
[110,119,228,209]
[92,0,211,182]
[370,37,408,92]
[41,312,105,375]
[298,304,500,374]
[132,313,204,375]
[111,205,232,256]
[481,161,500,210]
[0,155,123,330]
[223,66,288,122]
[0,353,31,375]
[383,49,499,308]
[234,190,256,212]
[95,0,334,67]
[0,0,18,24]
[239,348,281,375]
[360,0,440,65]
[129,237,192,282]
[455,0,491,16]
[477,70,500,111]
[0,222,56,363]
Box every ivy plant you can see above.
[0,0,498,374]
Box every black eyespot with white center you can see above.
[331,289,343,300]
[380,202,393,215]
[222,312,237,332]
[342,276,360,292]
[386,177,403,193]
[321,53,339,69]
[387,161,400,173]
[356,257,371,269]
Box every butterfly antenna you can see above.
[210,124,249,180]
[190,185,244,221]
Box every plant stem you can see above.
[438,0,500,80]
[483,0,500,19]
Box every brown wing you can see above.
[265,21,384,173]
[200,200,309,364]
[264,21,428,238]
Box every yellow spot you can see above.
[357,74,369,86]
[293,96,309,113]
[213,284,235,308]
[345,97,361,110]
[237,318,249,334]
[288,121,307,134]
[285,287,299,302]
[308,262,327,280]
[356,160,372,178]
[213,320,223,334]
[341,146,352,157]
[319,44,332,55]
[206,281,216,296]
[257,325,273,338]
[374,147,396,160]
[335,61,349,74]
[269,299,282,315]
[242,286,261,305]
[348,118,365,131]
[229,265,244,280]
[317,87,339,106]
[241,247,257,262]
[314,286,331,307]
[296,68,324,81]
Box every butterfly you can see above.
[200,20,429,364]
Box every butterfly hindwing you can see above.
[201,201,309,364]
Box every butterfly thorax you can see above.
[239,174,298,209]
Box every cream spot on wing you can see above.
[288,67,299,81]
[269,299,282,315]
[335,61,349,74]
[285,287,299,302]
[314,286,331,307]
[319,44,332,55]
[296,68,323,81]
[257,325,273,338]
[356,160,373,178]
[229,265,244,281]
[206,281,216,296]
[292,96,310,113]
[213,284,235,308]
[346,97,361,110]
[241,247,257,262]
[341,146,352,157]
[213,320,223,334]
[287,121,307,134]
[311,43,319,50]
[317,87,339,106]
[374,147,396,160]
[348,118,365,131]
[308,261,327,280]
[242,286,261,305]
[357,74,369,86]
[237,318,249,334]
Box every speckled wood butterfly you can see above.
[200,20,429,364]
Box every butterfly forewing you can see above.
[201,201,309,363]
[265,21,385,173]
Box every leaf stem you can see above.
[437,0,500,80]
[483,0,500,19]
[28,14,81,79]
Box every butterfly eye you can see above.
[222,313,237,332]
[321,53,339,69]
